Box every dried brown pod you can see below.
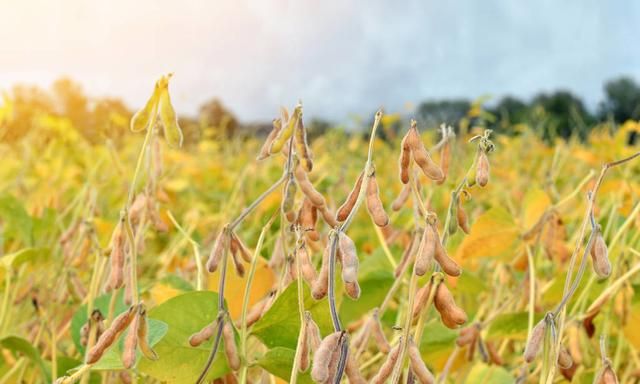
[311,331,342,383]
[298,198,320,242]
[311,244,330,300]
[432,224,461,277]
[257,119,282,160]
[596,361,619,384]
[282,175,298,223]
[80,309,105,347]
[59,219,80,244]
[396,232,419,278]
[229,242,246,277]
[415,225,436,276]
[338,233,359,283]
[135,305,158,361]
[223,321,240,371]
[128,193,147,224]
[366,170,389,227]
[294,165,326,208]
[370,339,402,384]
[297,320,310,372]
[298,243,318,286]
[399,132,412,184]
[345,280,361,300]
[475,151,490,187]
[268,236,285,269]
[240,296,269,328]
[87,306,136,364]
[590,229,611,278]
[122,307,141,369]
[456,196,470,234]
[345,353,367,384]
[408,338,435,384]
[391,183,412,211]
[433,283,467,328]
[319,205,339,228]
[371,308,390,353]
[486,341,503,365]
[189,322,217,347]
[230,232,252,263]
[406,122,444,182]
[109,218,126,290]
[523,319,546,363]
[207,231,229,273]
[456,325,479,347]
[305,312,323,350]
[336,171,364,222]
[412,282,432,319]
[437,139,451,185]
[567,324,583,365]
[557,345,573,369]
[295,116,314,172]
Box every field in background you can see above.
[1,94,640,383]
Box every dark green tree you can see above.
[599,77,640,123]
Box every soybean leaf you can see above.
[486,312,543,340]
[256,347,313,384]
[70,291,127,354]
[0,335,49,381]
[466,362,515,383]
[137,291,229,383]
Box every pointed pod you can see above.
[434,283,467,328]
[130,81,160,133]
[158,76,183,148]
[590,230,611,278]
[366,170,389,227]
[311,331,342,383]
[475,151,490,187]
[336,171,364,222]
[408,338,435,384]
[415,225,436,276]
[524,318,546,363]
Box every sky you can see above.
[1,0,639,122]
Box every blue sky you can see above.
[1,0,638,121]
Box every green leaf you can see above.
[486,312,543,341]
[55,356,100,384]
[70,291,127,354]
[0,335,49,381]
[256,347,313,384]
[137,291,229,383]
[0,194,33,245]
[466,362,515,383]
[252,283,333,349]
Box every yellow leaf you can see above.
[521,188,551,230]
[207,256,276,319]
[456,207,522,261]
[624,302,640,349]
[149,283,182,305]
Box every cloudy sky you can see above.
[1,0,638,122]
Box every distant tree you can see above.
[598,77,640,123]
[198,98,238,139]
[531,91,592,140]
[417,99,470,128]
[491,96,529,132]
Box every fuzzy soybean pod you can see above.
[523,318,546,363]
[408,338,435,384]
[222,321,240,371]
[391,183,412,211]
[596,361,619,384]
[407,122,444,182]
[188,322,217,347]
[456,325,479,347]
[257,119,282,160]
[109,218,126,290]
[230,232,252,263]
[158,79,184,148]
[207,231,229,273]
[433,225,461,277]
[371,309,390,353]
[295,116,314,172]
[311,331,342,383]
[475,151,490,187]
[366,170,389,227]
[412,282,432,319]
[298,198,320,241]
[590,228,611,278]
[345,281,361,300]
[437,140,451,185]
[122,307,141,369]
[370,339,402,384]
[434,283,467,329]
[229,239,246,277]
[311,244,330,300]
[399,130,412,184]
[345,353,367,384]
[339,232,359,283]
[456,197,470,234]
[270,104,301,154]
[297,320,311,372]
[87,306,136,364]
[135,305,158,361]
[294,165,327,208]
[557,345,573,369]
[305,312,323,351]
[336,171,364,222]
[282,174,298,223]
[415,225,436,276]
[298,243,318,286]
